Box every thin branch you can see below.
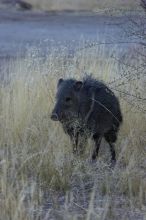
[76,41,141,53]
[110,87,146,101]
[91,98,121,124]
[141,0,146,11]
[121,96,146,113]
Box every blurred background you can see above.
[0,0,142,11]
[0,0,145,64]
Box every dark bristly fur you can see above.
[51,75,123,164]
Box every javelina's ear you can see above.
[57,78,63,87]
[74,81,83,91]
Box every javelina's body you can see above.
[51,75,122,163]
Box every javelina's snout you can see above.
[51,103,63,121]
[51,101,63,121]
[50,113,59,121]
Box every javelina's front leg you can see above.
[71,132,86,155]
[73,132,79,154]
[65,126,79,154]
[92,133,102,160]
[70,131,79,154]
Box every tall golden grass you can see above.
[0,45,146,219]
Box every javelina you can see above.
[51,75,122,164]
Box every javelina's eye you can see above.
[65,97,71,102]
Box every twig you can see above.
[91,98,121,124]
[110,87,146,101]
[73,202,87,212]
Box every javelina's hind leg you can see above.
[104,131,117,164]
[92,133,102,160]
[109,143,116,164]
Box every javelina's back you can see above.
[78,75,122,133]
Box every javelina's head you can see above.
[51,78,83,122]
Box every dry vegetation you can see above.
[0,43,146,220]
[19,0,141,11]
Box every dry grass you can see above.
[0,45,146,220]
[23,0,141,11]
